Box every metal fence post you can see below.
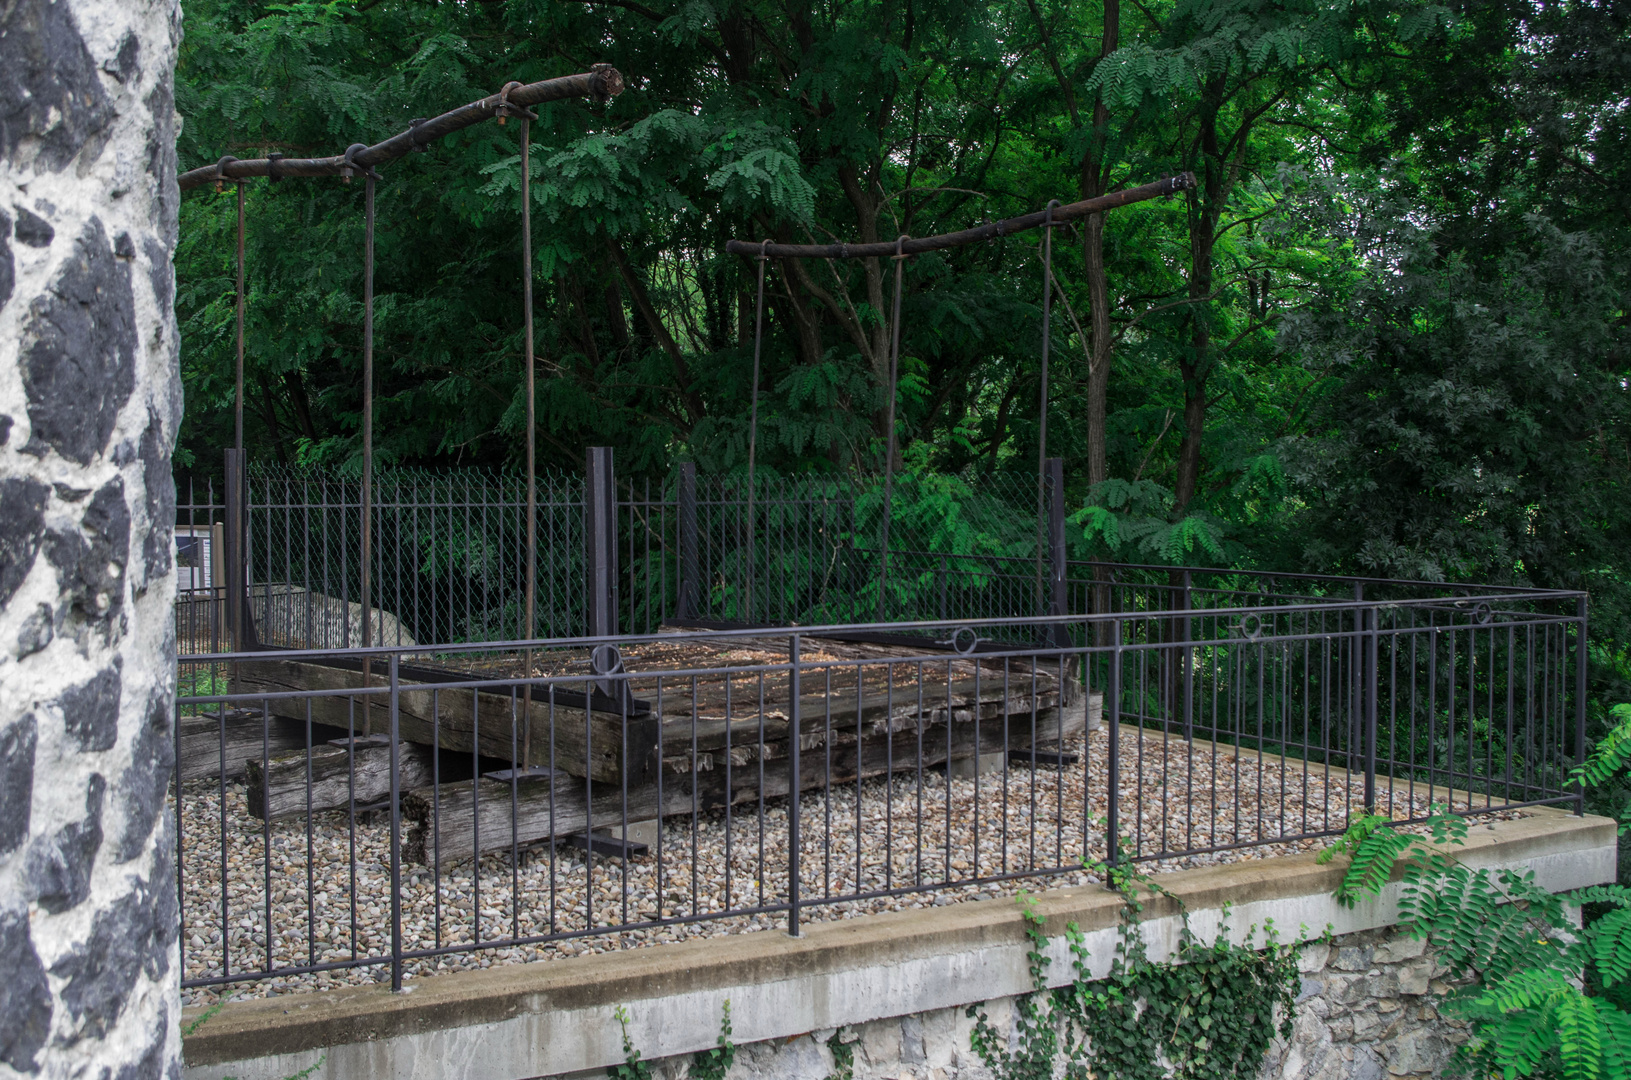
[937,554,948,622]
[223,448,246,652]
[1047,457,1066,645]
[388,652,403,991]
[585,447,617,637]
[1365,605,1379,814]
[1575,593,1589,815]
[787,633,802,936]
[1106,618,1121,868]
[677,462,698,619]
[1351,581,1364,776]
[1181,570,1194,741]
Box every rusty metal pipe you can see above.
[179,66,625,192]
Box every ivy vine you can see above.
[967,847,1303,1080]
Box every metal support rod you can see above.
[388,653,403,992]
[223,448,245,653]
[1364,604,1380,813]
[1106,618,1122,866]
[1350,580,1363,774]
[521,112,538,766]
[677,462,698,618]
[1181,569,1194,740]
[586,448,616,637]
[180,67,627,191]
[360,172,376,733]
[1038,200,1057,469]
[1047,456,1066,645]
[726,175,1194,258]
[787,633,802,937]
[1575,593,1589,815]
[235,180,246,453]
[877,236,907,622]
[746,242,769,621]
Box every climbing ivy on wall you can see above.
[966,852,1302,1080]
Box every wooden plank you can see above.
[244,741,438,820]
[233,659,659,786]
[176,710,338,782]
[405,692,1089,866]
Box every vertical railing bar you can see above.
[788,634,802,936]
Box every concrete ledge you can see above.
[181,808,1617,1080]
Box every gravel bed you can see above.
[178,725,1517,1005]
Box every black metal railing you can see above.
[174,590,1587,997]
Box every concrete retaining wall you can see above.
[179,809,1615,1080]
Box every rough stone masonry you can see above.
[625,924,1471,1080]
[0,0,183,1076]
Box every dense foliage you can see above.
[174,0,1630,790]
[1325,704,1631,1080]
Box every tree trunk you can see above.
[1174,75,1227,516]
[1083,0,1119,492]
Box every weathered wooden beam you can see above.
[176,710,342,782]
[405,690,1091,866]
[232,659,659,786]
[178,67,625,192]
[724,175,1194,259]
[244,741,437,820]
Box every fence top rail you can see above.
[178,610,1586,703]
[178,593,1584,663]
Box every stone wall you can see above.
[631,924,1469,1080]
[0,0,183,1076]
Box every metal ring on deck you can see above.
[1237,612,1264,642]
[591,643,624,675]
[948,626,982,655]
[1474,602,1494,625]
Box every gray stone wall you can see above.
[628,924,1469,1080]
[0,0,183,1076]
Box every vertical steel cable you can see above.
[235,180,247,453]
[746,240,769,621]
[360,167,376,733]
[877,236,908,621]
[521,110,539,768]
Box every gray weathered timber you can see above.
[232,659,659,786]
[176,710,335,782]
[244,741,436,819]
[176,68,625,191]
[405,690,1086,865]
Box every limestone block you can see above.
[1297,940,1331,973]
[919,1007,959,1070]
[858,1017,901,1070]
[1383,1029,1453,1076]
[1333,945,1373,972]
[1395,962,1432,996]
[1371,935,1427,964]
[900,1014,926,1064]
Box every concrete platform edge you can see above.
[180,808,1617,1080]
